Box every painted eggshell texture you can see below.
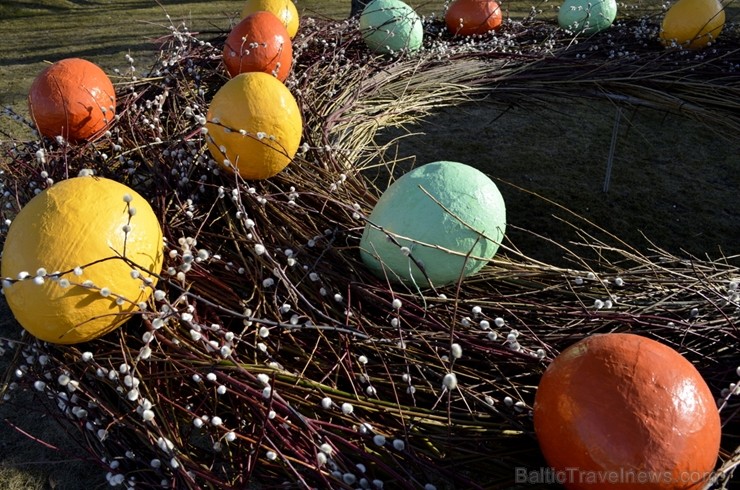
[558,0,617,35]
[533,333,721,490]
[240,0,300,38]
[445,0,503,37]
[1,176,164,344]
[360,161,506,287]
[360,0,424,55]
[28,58,116,143]
[224,11,293,81]
[659,0,725,50]
[206,72,302,180]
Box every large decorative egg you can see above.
[660,0,725,50]
[206,72,302,180]
[1,176,164,344]
[558,0,617,35]
[533,333,721,490]
[224,11,293,82]
[28,58,116,143]
[241,0,299,39]
[360,161,506,287]
[445,0,503,37]
[359,0,424,55]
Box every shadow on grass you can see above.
[0,0,239,19]
[373,98,740,267]
[0,41,157,67]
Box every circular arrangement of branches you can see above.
[1,11,739,490]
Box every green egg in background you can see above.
[558,0,617,35]
[359,0,424,55]
[360,161,506,288]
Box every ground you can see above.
[375,96,739,267]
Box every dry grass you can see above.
[376,98,740,267]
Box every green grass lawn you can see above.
[0,0,558,114]
[0,1,432,108]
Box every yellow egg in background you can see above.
[1,176,164,344]
[206,72,303,180]
[241,0,300,38]
[660,0,725,50]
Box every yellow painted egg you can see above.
[445,0,503,37]
[1,176,164,344]
[206,72,302,180]
[660,0,725,50]
[241,0,299,38]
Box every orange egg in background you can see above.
[241,0,300,39]
[533,333,721,490]
[224,11,293,82]
[28,58,116,143]
[445,0,503,37]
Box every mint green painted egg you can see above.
[359,0,423,55]
[558,0,617,35]
[360,161,506,288]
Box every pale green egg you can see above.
[359,0,423,55]
[558,0,617,35]
[360,161,506,288]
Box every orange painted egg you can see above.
[28,58,116,143]
[223,11,293,82]
[241,0,299,39]
[445,0,502,37]
[533,333,720,490]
